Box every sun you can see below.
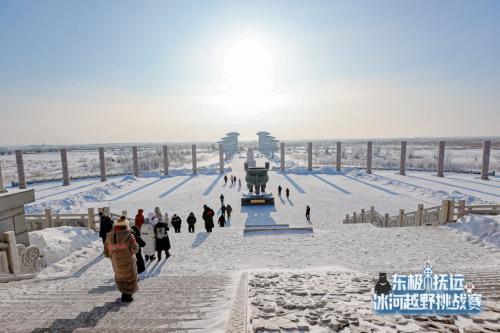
[213,33,285,114]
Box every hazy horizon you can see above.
[1,0,500,145]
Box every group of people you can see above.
[224,174,241,187]
[277,185,291,198]
[99,202,232,303]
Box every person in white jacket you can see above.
[141,213,157,261]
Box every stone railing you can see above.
[343,200,500,227]
[0,231,47,282]
[25,207,164,232]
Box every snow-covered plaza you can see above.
[1,152,499,332]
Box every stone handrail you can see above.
[343,200,500,228]
[0,231,46,282]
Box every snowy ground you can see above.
[16,151,499,278]
[2,151,499,332]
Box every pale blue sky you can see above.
[1,0,499,145]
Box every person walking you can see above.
[202,205,215,233]
[224,175,228,184]
[277,185,282,196]
[154,207,163,222]
[220,194,224,205]
[306,205,311,221]
[131,225,146,274]
[220,204,227,218]
[171,214,182,233]
[141,215,156,261]
[154,217,171,260]
[226,204,233,220]
[286,188,290,199]
[218,214,226,227]
[99,212,114,247]
[134,209,145,230]
[104,216,139,302]
[187,212,196,233]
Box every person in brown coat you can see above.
[104,216,139,302]
[135,209,145,230]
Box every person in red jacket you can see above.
[135,209,145,230]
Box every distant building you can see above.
[219,132,240,156]
[257,131,279,157]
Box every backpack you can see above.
[155,225,168,239]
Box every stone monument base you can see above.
[241,193,275,206]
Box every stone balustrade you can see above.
[344,200,500,227]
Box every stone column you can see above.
[280,142,285,172]
[219,143,224,173]
[60,148,70,186]
[437,141,445,177]
[192,144,197,174]
[15,150,27,189]
[366,142,373,174]
[0,161,6,192]
[98,147,106,182]
[399,141,407,176]
[307,142,313,171]
[336,142,341,171]
[132,146,139,177]
[481,140,491,180]
[162,145,169,176]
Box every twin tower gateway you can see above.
[241,148,275,206]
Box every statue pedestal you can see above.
[241,193,275,206]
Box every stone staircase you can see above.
[460,268,500,303]
[0,273,233,333]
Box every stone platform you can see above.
[241,194,275,206]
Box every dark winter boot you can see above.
[122,293,133,302]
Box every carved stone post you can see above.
[219,143,224,174]
[280,142,285,172]
[458,200,466,218]
[0,161,6,193]
[307,142,313,171]
[15,150,27,189]
[399,209,405,227]
[87,208,95,230]
[44,208,53,229]
[439,200,450,224]
[361,209,365,223]
[192,144,197,174]
[437,141,445,177]
[336,142,341,171]
[370,206,375,224]
[162,145,169,176]
[60,149,70,186]
[4,231,21,276]
[416,204,424,226]
[400,141,407,176]
[98,148,106,182]
[481,140,491,180]
[384,213,389,227]
[132,146,139,177]
[366,142,373,174]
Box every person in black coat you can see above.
[187,212,196,233]
[98,212,114,246]
[131,225,146,274]
[202,205,215,233]
[171,214,182,233]
[278,185,282,196]
[224,175,228,184]
[220,204,227,217]
[154,219,171,260]
[285,188,290,198]
[226,205,233,220]
[218,214,226,227]
[306,205,311,221]
[220,194,224,204]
